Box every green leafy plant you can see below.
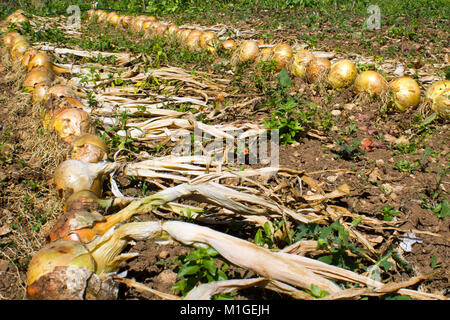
[172,246,229,297]
[377,205,401,221]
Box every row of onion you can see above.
[1,9,448,300]
[85,9,448,117]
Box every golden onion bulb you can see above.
[238,40,259,63]
[221,39,237,53]
[389,77,421,111]
[50,107,95,141]
[306,57,331,83]
[131,16,147,32]
[256,47,273,63]
[425,80,450,101]
[155,24,167,37]
[71,134,108,163]
[23,66,55,91]
[21,47,39,69]
[432,91,449,118]
[94,10,105,17]
[27,240,98,300]
[53,159,106,199]
[121,16,133,28]
[27,52,53,71]
[87,9,95,19]
[200,31,218,53]
[9,40,30,62]
[97,11,108,23]
[166,24,179,35]
[108,13,121,26]
[32,83,49,104]
[2,31,22,47]
[179,29,193,43]
[290,49,315,77]
[185,30,202,51]
[272,43,293,71]
[354,70,389,95]
[106,12,118,24]
[327,59,358,89]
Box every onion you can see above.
[327,59,357,88]
[53,159,109,199]
[290,49,314,77]
[44,84,78,101]
[28,221,163,299]
[256,47,272,63]
[354,70,389,95]
[238,40,259,63]
[9,40,30,62]
[389,77,421,111]
[272,43,293,71]
[21,47,39,69]
[425,80,450,102]
[23,66,55,91]
[165,24,179,36]
[94,10,105,17]
[179,28,193,43]
[71,134,108,163]
[200,31,218,53]
[121,16,133,28]
[131,16,146,32]
[7,12,28,25]
[97,11,108,23]
[32,83,49,104]
[2,31,22,47]
[87,9,95,19]
[106,12,119,24]
[108,13,121,27]
[433,92,449,119]
[50,107,95,142]
[221,39,237,53]
[306,57,331,83]
[155,24,167,37]
[185,30,202,51]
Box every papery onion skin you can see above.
[327,59,357,89]
[354,70,389,95]
[238,40,259,63]
[27,240,118,300]
[272,43,293,71]
[32,83,49,104]
[10,40,30,62]
[121,16,133,28]
[51,107,95,142]
[155,24,167,37]
[179,29,193,43]
[258,47,273,62]
[433,92,450,118]
[53,159,104,199]
[185,30,202,51]
[3,31,22,48]
[44,84,78,102]
[71,134,108,163]
[23,66,55,91]
[290,49,314,78]
[166,24,179,36]
[306,57,331,83]
[200,31,218,53]
[221,39,237,53]
[27,52,53,72]
[389,77,421,111]
[21,47,39,69]
[425,80,450,101]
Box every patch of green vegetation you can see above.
[171,246,230,298]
